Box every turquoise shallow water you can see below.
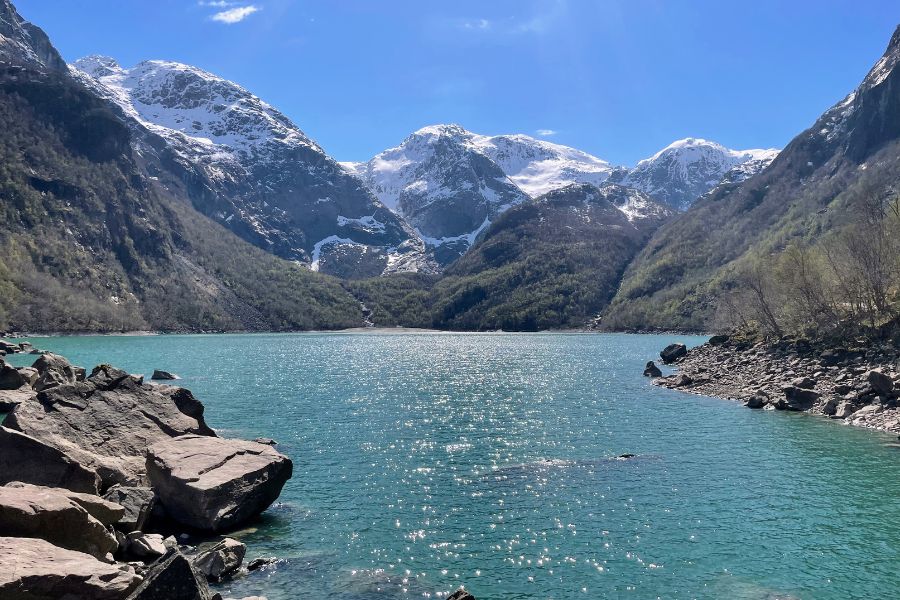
[7,333,900,599]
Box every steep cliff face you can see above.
[0,0,66,71]
[604,25,900,331]
[71,56,427,279]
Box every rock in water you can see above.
[5,366,216,487]
[0,426,100,493]
[782,386,820,411]
[152,370,180,380]
[660,343,687,364]
[103,485,157,532]
[0,536,139,599]
[193,537,246,580]
[0,483,122,558]
[447,588,476,600]
[643,361,662,377]
[147,435,293,532]
[126,549,215,600]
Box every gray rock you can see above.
[0,536,139,599]
[866,369,894,395]
[782,386,820,411]
[104,485,157,532]
[447,589,476,600]
[152,370,181,380]
[0,387,32,411]
[790,376,816,390]
[671,373,693,387]
[125,549,215,600]
[0,360,25,390]
[193,537,246,581]
[745,395,768,409]
[708,334,729,345]
[643,361,662,378]
[0,482,121,558]
[0,426,100,493]
[5,366,216,487]
[823,397,839,416]
[127,532,167,559]
[31,352,78,388]
[247,557,277,571]
[17,366,39,385]
[660,343,687,364]
[834,401,856,419]
[147,435,292,532]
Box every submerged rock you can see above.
[660,343,687,364]
[147,435,293,532]
[0,482,122,559]
[0,536,139,599]
[447,588,476,600]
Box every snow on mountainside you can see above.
[344,124,530,264]
[0,0,66,71]
[71,55,426,278]
[611,138,778,210]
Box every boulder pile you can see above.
[651,336,900,432]
[0,349,292,599]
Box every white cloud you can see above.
[462,18,491,31]
[211,5,260,24]
[536,129,557,137]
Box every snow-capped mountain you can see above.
[71,56,426,278]
[344,124,530,263]
[610,138,778,210]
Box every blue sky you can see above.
[15,0,898,165]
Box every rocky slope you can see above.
[0,0,368,332]
[71,56,427,278]
[651,337,900,433]
[604,24,900,332]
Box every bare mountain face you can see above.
[603,24,900,331]
[0,0,65,71]
[71,56,428,278]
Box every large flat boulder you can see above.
[5,365,216,487]
[0,482,121,558]
[147,435,292,532]
[126,549,216,600]
[0,426,101,493]
[0,387,33,411]
[0,536,139,599]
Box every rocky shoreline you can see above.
[0,341,478,600]
[646,337,900,433]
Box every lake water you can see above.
[7,332,900,599]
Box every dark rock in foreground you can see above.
[126,549,216,600]
[0,536,139,599]
[147,434,293,532]
[447,588,476,600]
[659,343,687,364]
[0,426,101,493]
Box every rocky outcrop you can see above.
[0,482,122,559]
[0,426,100,493]
[125,549,216,600]
[5,365,216,487]
[147,435,292,532]
[193,537,246,581]
[31,352,79,391]
[0,359,26,389]
[653,336,900,432]
[0,386,34,411]
[0,536,139,599]
[660,343,687,364]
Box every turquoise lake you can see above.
[6,332,900,599]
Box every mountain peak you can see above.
[411,123,471,138]
[71,55,121,78]
[0,0,66,70]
